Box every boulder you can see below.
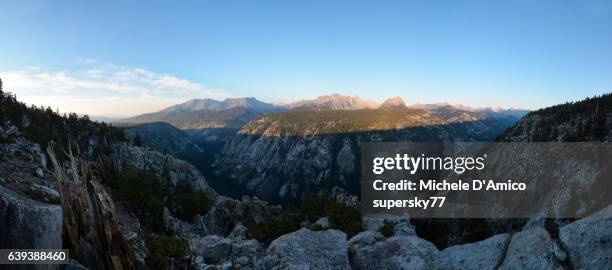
[393,221,416,237]
[348,231,385,254]
[350,235,438,270]
[0,185,62,249]
[35,167,44,178]
[189,234,262,270]
[437,233,510,270]
[499,228,564,270]
[263,228,350,270]
[189,235,232,264]
[559,205,612,270]
[231,239,263,257]
[228,224,249,241]
[314,217,330,230]
[0,185,63,270]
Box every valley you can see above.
[121,95,525,203]
[122,93,612,214]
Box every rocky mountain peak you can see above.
[380,96,406,108]
[160,97,278,113]
[288,94,379,110]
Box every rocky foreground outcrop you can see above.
[2,118,610,270]
[559,205,612,270]
[261,228,351,270]
[188,224,264,269]
[257,208,607,270]
[0,125,63,270]
[0,186,63,251]
[162,205,606,269]
[498,228,564,270]
[111,143,281,236]
[437,233,509,270]
[351,235,438,270]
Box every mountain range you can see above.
[117,94,528,131]
[117,97,284,129]
[115,94,530,202]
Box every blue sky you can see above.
[1,0,611,117]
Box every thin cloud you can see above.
[0,63,233,117]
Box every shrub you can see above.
[248,205,302,245]
[145,234,188,270]
[109,166,211,231]
[111,167,167,231]
[301,194,363,237]
[379,219,395,237]
[171,181,210,222]
[300,194,327,222]
[324,201,362,238]
[249,194,363,244]
[310,224,323,231]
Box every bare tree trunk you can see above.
[47,145,136,270]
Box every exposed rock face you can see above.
[0,185,63,250]
[499,228,564,270]
[350,235,439,270]
[111,143,281,236]
[186,127,237,144]
[262,228,351,270]
[190,235,232,263]
[0,126,58,204]
[122,122,203,156]
[179,223,265,269]
[287,94,379,110]
[559,205,612,270]
[188,233,264,269]
[215,108,516,202]
[111,143,219,200]
[437,233,510,270]
[0,124,63,270]
[379,97,406,109]
[348,231,385,254]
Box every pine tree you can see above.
[133,133,144,147]
[593,102,606,139]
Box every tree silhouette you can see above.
[0,77,128,159]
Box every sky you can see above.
[1,0,611,118]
